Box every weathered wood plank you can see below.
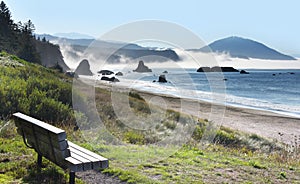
[69,152,92,170]
[17,126,68,150]
[64,157,84,172]
[14,115,67,141]
[68,141,109,169]
[69,147,101,169]
[38,141,70,160]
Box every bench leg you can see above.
[37,154,42,171]
[69,171,75,184]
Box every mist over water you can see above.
[57,41,300,118]
[57,40,300,71]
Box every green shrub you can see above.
[128,93,151,114]
[163,121,176,130]
[124,131,145,145]
[0,53,75,126]
[214,129,241,147]
[166,109,180,122]
[192,125,204,141]
[249,161,266,169]
[129,91,145,101]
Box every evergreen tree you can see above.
[0,1,14,52]
[17,19,40,64]
[0,1,64,68]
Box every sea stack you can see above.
[133,60,152,73]
[74,59,93,76]
[158,75,168,83]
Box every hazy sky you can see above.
[5,0,300,55]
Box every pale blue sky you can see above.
[5,0,300,55]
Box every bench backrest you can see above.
[13,112,71,165]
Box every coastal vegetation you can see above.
[0,1,299,183]
[0,53,299,183]
[0,51,74,124]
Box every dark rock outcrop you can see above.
[74,59,93,75]
[101,76,120,82]
[115,72,123,76]
[240,70,249,74]
[65,70,76,78]
[133,61,152,73]
[98,70,114,75]
[196,67,211,72]
[158,75,168,83]
[163,71,168,74]
[197,66,239,72]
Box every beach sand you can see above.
[79,77,300,144]
[138,91,300,144]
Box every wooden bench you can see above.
[12,112,108,184]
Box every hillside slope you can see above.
[200,36,296,60]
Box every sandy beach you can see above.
[80,77,300,144]
[138,91,300,144]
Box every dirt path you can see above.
[77,170,126,184]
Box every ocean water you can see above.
[100,69,300,118]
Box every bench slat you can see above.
[69,151,92,171]
[14,117,67,141]
[65,157,84,172]
[68,141,108,169]
[13,113,65,134]
[17,126,68,151]
[69,147,101,169]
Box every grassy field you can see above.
[0,52,299,183]
[1,120,300,183]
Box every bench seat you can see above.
[13,112,108,184]
[65,141,109,172]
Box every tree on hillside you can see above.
[0,1,14,52]
[0,1,66,69]
[0,1,40,64]
[17,20,40,64]
[0,1,12,28]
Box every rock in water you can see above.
[116,71,123,76]
[101,76,120,82]
[158,75,167,83]
[196,67,211,72]
[74,59,93,76]
[197,66,239,72]
[133,60,152,73]
[98,70,114,75]
[240,70,249,74]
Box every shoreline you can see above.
[79,77,300,144]
[137,90,300,144]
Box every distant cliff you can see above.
[39,34,180,63]
[199,36,296,60]
[35,41,69,71]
